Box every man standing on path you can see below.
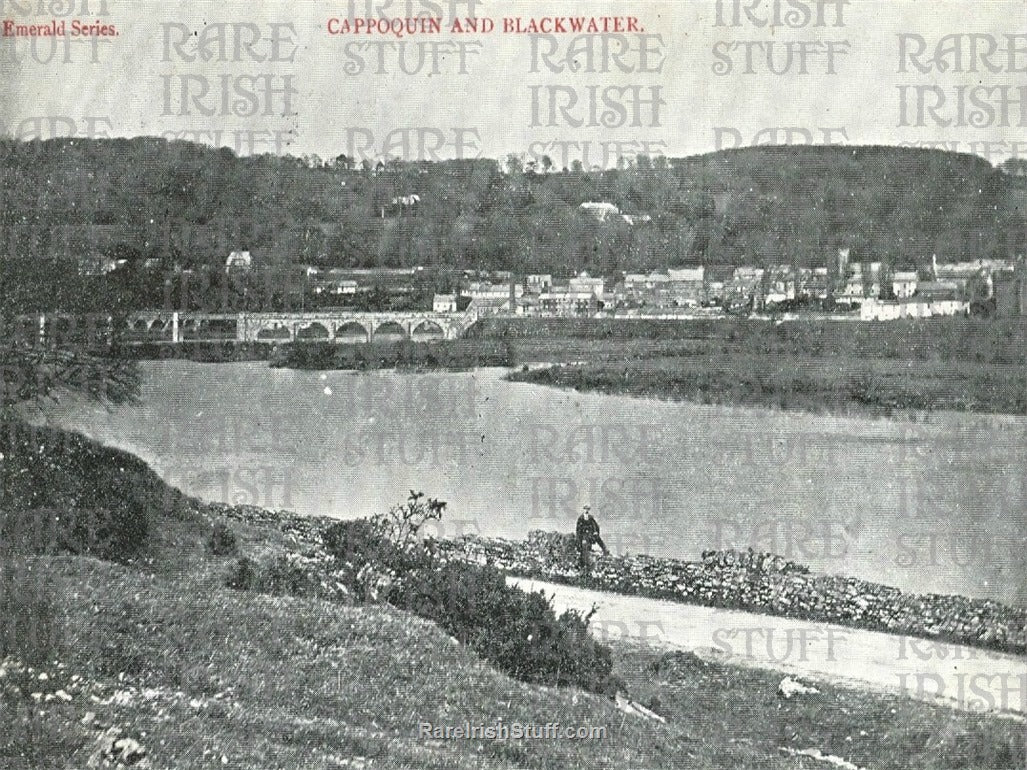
[575,505,609,572]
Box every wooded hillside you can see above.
[1,139,1023,312]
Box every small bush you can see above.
[224,556,258,591]
[390,561,616,694]
[372,491,446,550]
[225,555,321,598]
[323,494,617,695]
[527,530,578,564]
[323,518,400,568]
[207,522,238,556]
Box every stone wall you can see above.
[432,531,1027,655]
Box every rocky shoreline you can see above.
[210,504,1025,656]
[430,531,1027,656]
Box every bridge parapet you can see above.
[238,311,474,343]
[24,311,477,345]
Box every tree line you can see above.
[1,137,1023,313]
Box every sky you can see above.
[1,0,1024,165]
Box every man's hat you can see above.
[582,504,591,511]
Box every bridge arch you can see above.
[256,324,292,341]
[296,322,330,341]
[334,321,370,343]
[411,320,445,340]
[373,320,408,341]
[180,318,206,340]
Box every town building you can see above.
[891,270,919,299]
[703,265,736,305]
[578,201,651,226]
[568,272,605,297]
[837,262,883,306]
[467,296,513,317]
[433,293,458,313]
[579,202,621,222]
[537,282,599,316]
[860,298,969,321]
[225,250,253,273]
[915,280,961,302]
[77,254,126,276]
[797,267,829,300]
[308,268,359,295]
[525,274,553,293]
[464,281,523,301]
[665,267,705,307]
[765,265,797,305]
[728,267,765,307]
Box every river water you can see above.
[37,361,1027,606]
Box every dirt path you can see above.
[508,577,1027,718]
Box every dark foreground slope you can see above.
[1,424,1023,769]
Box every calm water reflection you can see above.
[38,361,1027,605]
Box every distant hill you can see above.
[668,146,1020,268]
[0,139,1022,311]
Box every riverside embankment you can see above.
[431,532,1027,655]
[509,576,1027,717]
[213,504,1027,717]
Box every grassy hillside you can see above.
[2,425,1023,768]
[5,555,1022,770]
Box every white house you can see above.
[891,271,919,299]
[310,269,359,295]
[78,254,126,276]
[569,272,605,297]
[861,298,969,321]
[667,267,704,283]
[579,202,621,222]
[465,281,523,300]
[433,293,457,313]
[225,250,253,272]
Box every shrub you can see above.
[372,491,446,549]
[322,494,446,599]
[390,561,616,694]
[321,519,424,601]
[527,530,578,565]
[207,522,238,556]
[225,555,322,598]
[324,518,401,568]
[323,494,617,695]
[224,556,258,591]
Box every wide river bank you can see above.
[34,360,1027,606]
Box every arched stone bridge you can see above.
[238,311,474,343]
[122,311,476,343]
[23,311,477,345]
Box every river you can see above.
[36,360,1027,606]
